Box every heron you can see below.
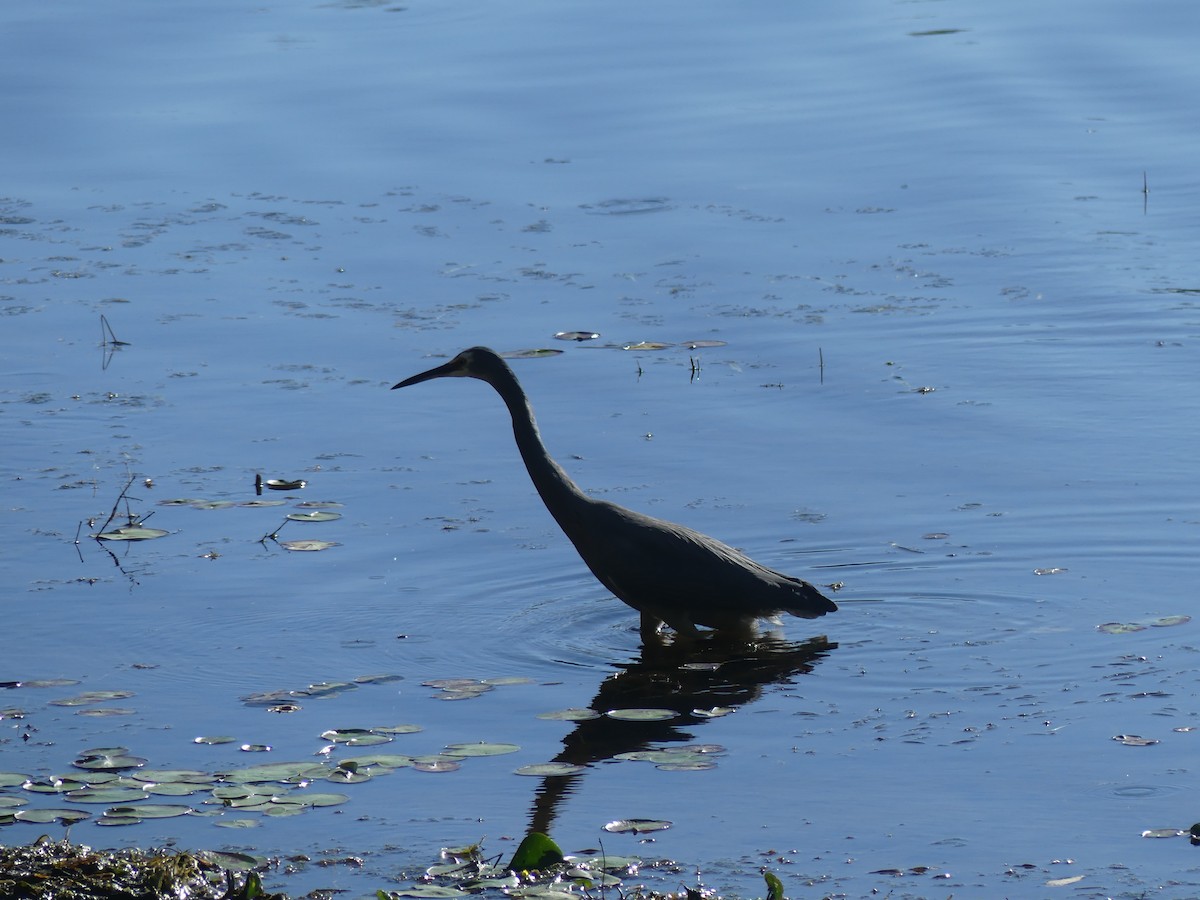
[392,347,837,640]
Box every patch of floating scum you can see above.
[0,836,284,900]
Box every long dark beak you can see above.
[391,358,461,390]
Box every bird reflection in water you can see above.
[393,347,837,643]
[528,632,835,836]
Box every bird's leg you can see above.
[639,612,666,645]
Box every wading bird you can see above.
[392,347,836,640]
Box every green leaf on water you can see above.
[764,870,785,900]
[509,831,564,871]
[95,526,169,541]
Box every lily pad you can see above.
[1112,734,1159,747]
[265,479,306,491]
[15,808,91,825]
[281,539,340,551]
[194,735,237,745]
[622,341,672,351]
[320,728,393,746]
[73,748,147,771]
[286,510,342,523]
[502,348,564,359]
[602,818,672,834]
[681,339,727,349]
[95,526,170,541]
[295,500,344,509]
[412,757,461,773]
[514,763,585,777]
[105,803,193,819]
[553,332,600,342]
[604,708,679,722]
[537,708,601,722]
[442,742,520,758]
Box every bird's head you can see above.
[391,346,506,390]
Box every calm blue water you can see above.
[3,1,1199,897]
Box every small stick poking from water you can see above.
[1142,170,1149,215]
[818,347,825,384]
[100,314,130,347]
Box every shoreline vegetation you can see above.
[0,834,765,900]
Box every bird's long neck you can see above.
[488,367,592,531]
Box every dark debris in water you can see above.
[0,836,283,899]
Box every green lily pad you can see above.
[536,708,600,722]
[66,787,150,803]
[219,761,327,784]
[194,735,237,745]
[319,728,392,746]
[372,723,422,734]
[106,803,193,819]
[0,773,32,788]
[239,499,287,508]
[602,818,672,834]
[622,341,672,351]
[553,332,600,342]
[95,526,169,541]
[386,888,469,898]
[502,349,563,359]
[280,539,340,551]
[442,742,520,758]
[682,340,728,349]
[15,808,91,825]
[286,510,342,522]
[604,708,679,722]
[73,748,147,771]
[514,763,585,777]
[50,690,134,707]
[214,818,261,829]
[295,501,343,509]
[340,753,415,769]
[412,757,461,773]
[1112,734,1159,746]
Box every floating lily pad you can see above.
[280,539,340,551]
[602,818,672,834]
[220,761,328,784]
[16,808,91,825]
[387,888,469,898]
[502,348,563,359]
[553,332,600,342]
[50,690,134,707]
[76,707,135,717]
[158,498,203,506]
[132,769,212,785]
[1112,734,1159,747]
[95,526,169,541]
[189,500,237,510]
[22,777,89,794]
[194,735,237,745]
[73,748,147,771]
[1098,615,1190,635]
[320,728,392,747]
[372,723,422,734]
[106,803,193,819]
[239,499,287,508]
[1141,828,1185,838]
[622,341,672,351]
[214,818,261,829]
[265,479,306,491]
[412,757,461,773]
[692,706,735,718]
[286,510,342,522]
[681,339,727,349]
[514,763,585,777]
[0,773,31,788]
[66,787,150,804]
[295,500,343,509]
[340,753,415,770]
[442,742,520,758]
[536,708,601,722]
[604,708,679,722]
[354,673,406,686]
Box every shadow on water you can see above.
[528,632,835,835]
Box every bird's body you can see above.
[393,347,836,639]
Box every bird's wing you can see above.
[571,502,834,628]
